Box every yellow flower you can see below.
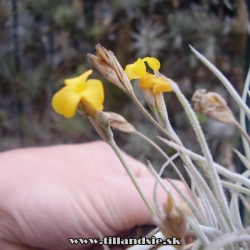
[125,57,172,94]
[52,70,104,118]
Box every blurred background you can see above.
[0,0,249,179]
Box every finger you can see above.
[119,151,152,178]
[0,239,43,250]
[105,177,189,233]
[71,141,152,178]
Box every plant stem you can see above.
[238,193,250,214]
[190,45,250,120]
[108,139,158,218]
[240,66,250,160]
[222,180,250,196]
[135,131,185,183]
[233,120,250,145]
[164,77,233,231]
[130,93,178,143]
[135,131,196,207]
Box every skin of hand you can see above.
[0,141,187,250]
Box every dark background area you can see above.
[0,0,249,179]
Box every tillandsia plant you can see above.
[51,43,250,250]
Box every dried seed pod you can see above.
[88,44,133,94]
[192,89,250,144]
[191,89,236,125]
[104,112,136,134]
[155,194,191,250]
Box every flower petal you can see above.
[142,57,160,71]
[64,70,93,88]
[153,78,173,94]
[81,79,104,110]
[52,86,81,118]
[125,58,146,80]
[139,73,157,89]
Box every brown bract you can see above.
[156,194,191,249]
[191,89,236,125]
[87,44,133,94]
[104,112,136,134]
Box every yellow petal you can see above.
[64,70,93,88]
[52,86,81,118]
[125,58,146,80]
[153,78,173,94]
[81,79,104,110]
[139,73,157,89]
[142,57,160,71]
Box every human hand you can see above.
[0,141,186,250]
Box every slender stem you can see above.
[233,120,250,145]
[147,162,170,194]
[153,153,179,215]
[129,93,178,143]
[108,139,158,218]
[131,88,213,226]
[233,148,250,170]
[134,93,209,224]
[168,178,207,226]
[240,66,250,161]
[222,180,250,196]
[184,165,217,228]
[163,77,233,230]
[134,131,204,215]
[230,170,250,231]
[190,45,250,119]
[187,217,210,246]
[203,227,250,250]
[158,137,234,231]
[160,138,250,189]
[135,131,189,189]
[238,193,250,214]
